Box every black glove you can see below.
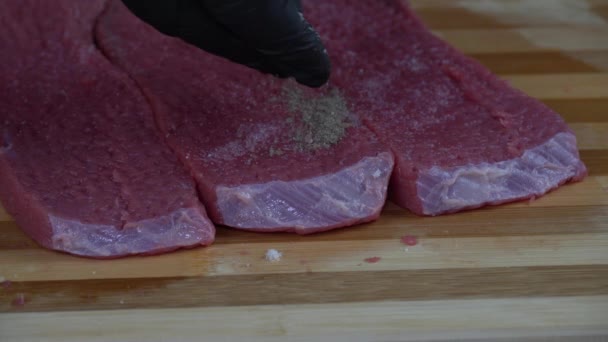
[121,0,331,87]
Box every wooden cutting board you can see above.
[1,1,607,341]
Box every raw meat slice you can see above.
[0,0,214,258]
[303,0,587,215]
[96,0,394,234]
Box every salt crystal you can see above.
[265,249,282,262]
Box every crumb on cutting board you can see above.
[265,249,282,262]
[400,235,418,246]
[364,256,382,263]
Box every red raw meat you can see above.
[304,0,587,215]
[0,0,589,260]
[0,0,214,258]
[95,0,394,234]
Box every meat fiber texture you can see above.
[304,0,587,216]
[0,0,214,258]
[95,0,394,234]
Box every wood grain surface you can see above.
[1,0,608,341]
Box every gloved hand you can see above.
[121,0,331,87]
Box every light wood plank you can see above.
[410,0,608,10]
[206,233,608,276]
[2,232,607,282]
[505,73,608,99]
[437,0,608,29]
[599,176,608,189]
[418,5,608,29]
[1,296,606,342]
[437,28,608,53]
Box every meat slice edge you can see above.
[0,0,214,258]
[216,154,393,234]
[415,132,585,215]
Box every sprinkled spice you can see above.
[283,84,351,151]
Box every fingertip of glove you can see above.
[295,52,331,88]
